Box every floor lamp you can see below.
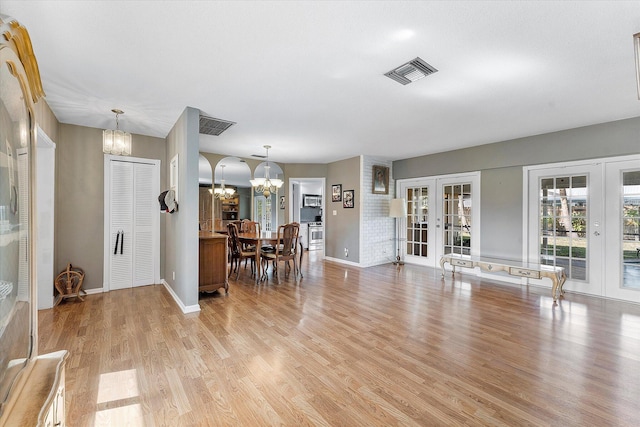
[389,198,407,265]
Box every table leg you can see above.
[552,275,559,303]
[255,240,261,284]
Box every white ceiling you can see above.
[2,1,640,164]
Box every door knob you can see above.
[593,231,600,236]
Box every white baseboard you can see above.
[161,279,201,314]
[324,257,362,268]
[85,287,104,295]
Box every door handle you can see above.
[593,231,600,236]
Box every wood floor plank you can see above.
[38,256,640,426]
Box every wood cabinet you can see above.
[221,197,239,221]
[199,187,214,231]
[214,195,241,230]
[1,350,68,426]
[199,232,229,294]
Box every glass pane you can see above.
[442,181,472,258]
[405,185,429,259]
[538,175,588,281]
[622,171,640,289]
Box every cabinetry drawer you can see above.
[509,267,541,279]
[450,258,473,268]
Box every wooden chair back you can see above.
[227,223,242,256]
[276,222,299,258]
[241,220,260,234]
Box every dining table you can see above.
[236,231,280,283]
[236,231,304,283]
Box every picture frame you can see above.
[279,195,285,209]
[170,154,179,202]
[372,165,389,195]
[332,184,342,202]
[343,189,354,208]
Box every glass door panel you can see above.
[443,183,472,256]
[406,186,429,258]
[622,171,640,289]
[538,175,588,280]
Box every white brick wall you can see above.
[360,156,396,266]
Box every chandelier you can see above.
[103,109,132,155]
[213,164,235,199]
[250,145,283,197]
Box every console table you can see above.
[440,254,567,302]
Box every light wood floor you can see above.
[39,254,640,426]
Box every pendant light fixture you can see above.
[213,164,235,199]
[103,108,132,155]
[249,145,283,197]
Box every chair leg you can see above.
[298,242,304,278]
[228,258,235,278]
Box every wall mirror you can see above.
[0,17,36,415]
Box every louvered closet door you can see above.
[110,161,134,290]
[108,159,159,291]
[132,163,155,286]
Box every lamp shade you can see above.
[389,198,407,218]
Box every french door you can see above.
[527,164,603,296]
[605,158,640,302]
[526,156,640,303]
[399,172,480,268]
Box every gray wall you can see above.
[326,156,360,261]
[34,99,58,142]
[393,116,640,259]
[164,107,200,309]
[55,124,166,291]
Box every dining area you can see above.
[197,154,312,294]
[198,219,305,296]
[227,220,304,284]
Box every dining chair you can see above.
[241,219,260,234]
[227,223,256,279]
[239,220,261,267]
[260,222,302,283]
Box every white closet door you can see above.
[105,157,160,291]
[109,161,134,290]
[132,163,155,286]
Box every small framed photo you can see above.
[332,184,342,202]
[279,196,285,209]
[343,190,354,208]
[372,165,389,194]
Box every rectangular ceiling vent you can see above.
[199,115,236,136]
[384,57,438,85]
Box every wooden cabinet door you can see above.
[199,236,228,292]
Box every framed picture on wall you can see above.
[372,165,389,194]
[343,190,354,208]
[279,196,285,209]
[170,154,179,201]
[332,184,342,202]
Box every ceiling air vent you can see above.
[199,115,236,136]
[384,57,438,85]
